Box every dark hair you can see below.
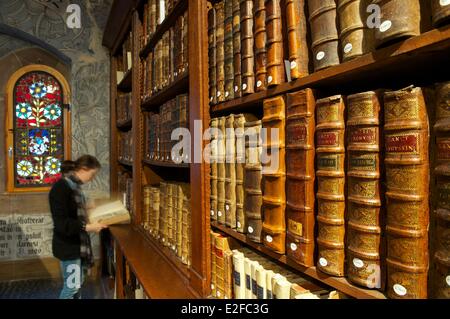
[61,155,101,174]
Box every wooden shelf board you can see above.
[143,158,189,168]
[118,160,134,168]
[117,68,133,91]
[117,119,132,130]
[140,0,188,58]
[141,73,189,110]
[210,221,387,299]
[110,224,194,298]
[211,26,450,114]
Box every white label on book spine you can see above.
[218,211,222,217]
[237,221,241,228]
[290,61,297,70]
[248,226,254,234]
[441,0,450,6]
[226,205,229,211]
[267,76,273,84]
[344,43,353,54]
[225,91,229,98]
[210,96,213,102]
[257,80,262,88]
[242,83,247,90]
[393,284,407,296]
[235,85,239,92]
[446,275,450,287]
[211,284,214,290]
[290,243,297,251]
[266,235,273,243]
[379,20,392,33]
[210,210,214,216]
[217,91,221,97]
[319,257,328,267]
[353,258,364,268]
[316,51,325,61]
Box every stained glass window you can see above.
[13,71,65,188]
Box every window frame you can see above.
[5,64,72,193]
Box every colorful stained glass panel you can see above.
[13,72,65,187]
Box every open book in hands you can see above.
[88,200,131,226]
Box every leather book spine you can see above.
[233,0,242,98]
[240,0,255,95]
[217,116,227,225]
[265,0,285,86]
[373,0,421,48]
[224,0,235,101]
[307,0,340,71]
[432,81,450,299]
[285,0,309,79]
[337,0,374,62]
[211,118,219,221]
[432,0,450,27]
[150,0,157,36]
[226,114,237,228]
[215,2,226,103]
[285,89,316,267]
[262,95,286,254]
[182,11,189,74]
[315,95,346,277]
[384,86,429,299]
[346,91,383,289]
[254,0,268,91]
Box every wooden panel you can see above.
[110,57,119,198]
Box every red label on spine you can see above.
[385,134,418,153]
[437,139,450,160]
[317,132,337,146]
[287,124,307,143]
[350,128,376,144]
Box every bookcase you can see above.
[103,0,450,299]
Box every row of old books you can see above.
[117,31,133,85]
[141,0,182,48]
[208,0,450,105]
[142,182,192,266]
[118,130,133,164]
[210,230,347,299]
[141,11,188,101]
[118,171,133,220]
[122,259,149,299]
[116,93,132,125]
[144,94,189,164]
[209,82,450,299]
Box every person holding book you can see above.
[49,155,108,299]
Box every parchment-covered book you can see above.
[89,200,131,225]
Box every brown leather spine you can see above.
[308,0,340,71]
[286,0,309,79]
[265,0,285,86]
[346,91,383,289]
[262,96,286,254]
[285,89,316,267]
[210,118,219,221]
[245,120,263,242]
[433,81,450,299]
[217,116,227,225]
[315,95,346,277]
[215,2,226,103]
[384,86,429,299]
[224,0,235,101]
[254,0,268,91]
[240,0,255,94]
[432,0,450,27]
[337,0,374,61]
[233,0,242,98]
[208,7,217,105]
[373,0,421,48]
[226,114,237,228]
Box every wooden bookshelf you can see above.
[211,222,386,299]
[117,118,132,130]
[140,0,189,58]
[118,160,134,168]
[143,159,189,168]
[141,72,189,110]
[117,68,133,92]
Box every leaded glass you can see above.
[13,72,65,187]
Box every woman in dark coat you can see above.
[49,155,107,299]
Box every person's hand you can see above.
[85,223,108,233]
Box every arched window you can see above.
[5,65,71,193]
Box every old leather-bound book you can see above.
[225,114,237,228]
[235,114,258,233]
[433,81,450,299]
[346,91,383,289]
[224,0,235,101]
[215,2,226,103]
[208,7,217,105]
[240,0,255,94]
[181,11,189,75]
[308,0,340,71]
[285,89,316,267]
[286,0,309,79]
[337,0,374,61]
[262,96,286,254]
[265,0,285,86]
[384,86,429,299]
[232,0,242,98]
[432,0,450,26]
[152,187,160,237]
[210,118,219,221]
[373,0,421,48]
[254,0,267,91]
[245,120,263,242]
[217,116,227,225]
[315,95,346,277]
